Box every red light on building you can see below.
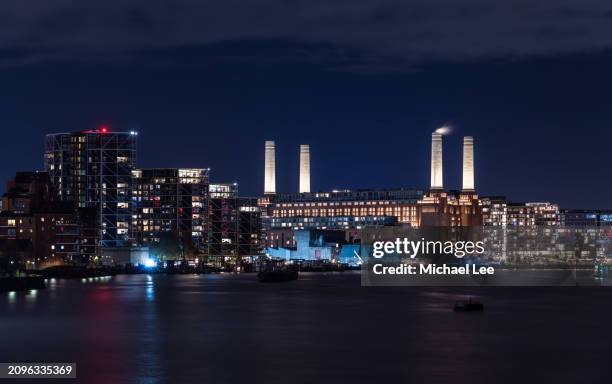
[100,125,109,133]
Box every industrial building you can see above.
[417,133,483,226]
[262,130,483,247]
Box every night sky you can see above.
[1,1,611,209]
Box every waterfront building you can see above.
[506,203,536,226]
[481,196,508,226]
[45,128,137,250]
[0,172,84,266]
[266,230,346,262]
[506,202,559,226]
[261,132,485,242]
[208,183,263,264]
[132,168,209,257]
[527,202,559,226]
[559,210,612,226]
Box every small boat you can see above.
[258,269,299,282]
[453,298,484,312]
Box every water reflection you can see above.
[1,274,611,383]
[146,274,155,302]
[25,289,38,303]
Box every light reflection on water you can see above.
[25,289,37,303]
[146,274,155,302]
[0,273,611,384]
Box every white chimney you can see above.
[430,132,443,190]
[299,144,310,193]
[264,140,276,194]
[462,136,475,192]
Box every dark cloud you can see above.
[1,0,612,69]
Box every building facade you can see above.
[132,168,209,256]
[45,128,137,249]
[560,210,612,226]
[0,172,85,266]
[506,202,559,227]
[267,189,423,226]
[481,196,508,226]
[208,183,262,263]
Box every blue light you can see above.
[144,259,156,268]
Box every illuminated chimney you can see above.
[299,144,310,193]
[264,140,276,195]
[462,136,475,192]
[430,132,443,190]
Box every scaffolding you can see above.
[45,131,137,253]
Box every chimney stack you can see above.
[264,140,276,194]
[299,144,310,193]
[430,132,443,191]
[462,136,474,192]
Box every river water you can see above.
[1,272,610,383]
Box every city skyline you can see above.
[0,125,608,210]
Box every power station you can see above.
[261,130,484,247]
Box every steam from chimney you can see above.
[462,136,475,192]
[299,144,310,193]
[430,132,443,190]
[435,125,451,135]
[264,140,276,194]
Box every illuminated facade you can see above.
[462,136,474,192]
[132,168,209,254]
[526,202,559,226]
[264,140,276,195]
[481,196,508,226]
[560,210,612,226]
[506,202,559,227]
[0,172,87,266]
[430,132,443,190]
[417,191,483,227]
[268,189,423,227]
[209,182,262,262]
[419,133,482,226]
[299,144,310,193]
[45,129,137,249]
